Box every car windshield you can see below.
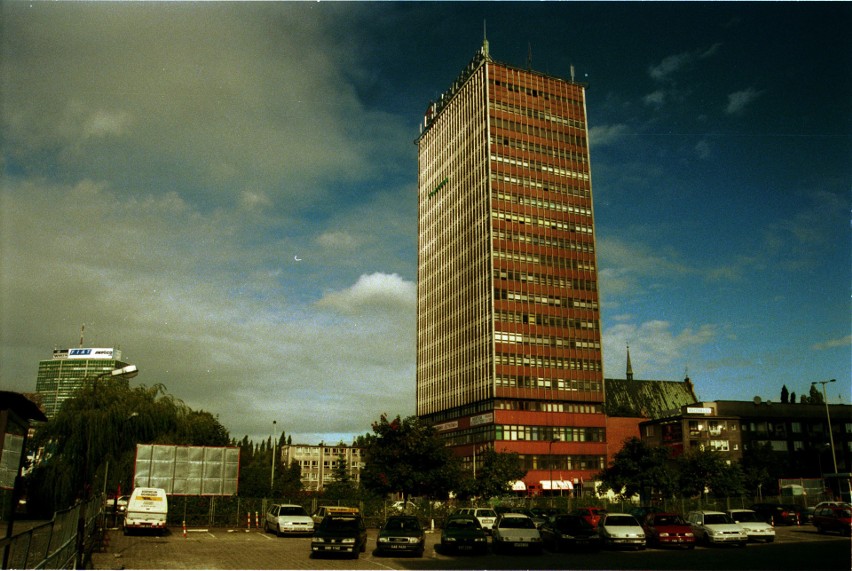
[280,507,308,516]
[554,515,591,531]
[731,511,760,522]
[385,518,421,531]
[704,514,732,525]
[605,516,637,526]
[653,515,686,525]
[446,518,479,530]
[322,517,359,531]
[500,517,535,529]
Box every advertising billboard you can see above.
[133,444,240,495]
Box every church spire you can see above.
[626,345,634,381]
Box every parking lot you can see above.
[91,524,851,570]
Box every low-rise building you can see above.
[279,443,363,492]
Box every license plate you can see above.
[515,542,528,547]
[459,546,473,551]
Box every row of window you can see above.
[496,424,605,443]
[495,375,603,392]
[494,190,593,218]
[495,331,601,350]
[494,288,599,310]
[517,454,606,472]
[494,399,602,414]
[491,135,588,165]
[492,172,590,199]
[492,209,594,236]
[493,229,594,254]
[495,310,598,330]
[491,154,590,183]
[496,270,597,293]
[491,100,586,130]
[497,352,602,371]
[491,79,584,108]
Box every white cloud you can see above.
[589,123,631,147]
[649,52,693,82]
[811,335,851,351]
[725,87,762,115]
[604,320,717,379]
[315,273,415,315]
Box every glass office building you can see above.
[416,41,605,493]
[35,347,129,418]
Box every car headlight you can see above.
[474,537,486,542]
[378,537,389,543]
[685,532,694,537]
[341,538,355,544]
[659,532,669,537]
[312,537,325,543]
[443,536,456,542]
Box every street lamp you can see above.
[77,364,139,568]
[271,420,277,496]
[549,438,560,505]
[811,380,838,475]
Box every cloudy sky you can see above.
[2,2,849,444]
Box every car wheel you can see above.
[263,521,269,533]
[275,524,282,537]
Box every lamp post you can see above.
[270,420,277,497]
[811,380,838,475]
[76,364,139,568]
[549,438,559,505]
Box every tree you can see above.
[463,448,527,499]
[741,442,788,496]
[360,414,461,500]
[597,437,676,501]
[677,448,744,498]
[808,384,825,404]
[323,453,357,501]
[27,382,230,514]
[780,385,789,404]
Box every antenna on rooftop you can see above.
[570,64,575,82]
[79,324,85,347]
[482,20,489,57]
[527,43,532,70]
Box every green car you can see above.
[440,514,489,555]
[376,515,425,556]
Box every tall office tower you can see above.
[416,41,606,494]
[35,347,130,418]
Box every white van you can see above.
[124,487,168,535]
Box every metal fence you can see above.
[1,495,102,570]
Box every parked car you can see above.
[539,514,601,552]
[812,505,852,536]
[440,514,488,554]
[598,513,646,550]
[641,512,695,549]
[630,506,665,521]
[495,506,546,528]
[749,503,798,526]
[686,511,747,547]
[453,507,498,533]
[491,512,543,554]
[530,507,564,520]
[265,504,314,536]
[104,495,129,515]
[311,505,359,525]
[375,515,425,557]
[310,513,368,559]
[572,507,607,528]
[726,509,775,542]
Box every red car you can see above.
[573,507,607,528]
[641,512,696,549]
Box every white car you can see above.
[491,513,543,554]
[686,510,747,547]
[726,509,775,542]
[265,504,314,536]
[598,513,646,550]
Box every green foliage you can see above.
[461,448,527,499]
[597,437,676,501]
[360,414,461,500]
[677,448,745,498]
[26,381,230,514]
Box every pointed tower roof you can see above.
[626,345,634,381]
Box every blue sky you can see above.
[2,2,849,444]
